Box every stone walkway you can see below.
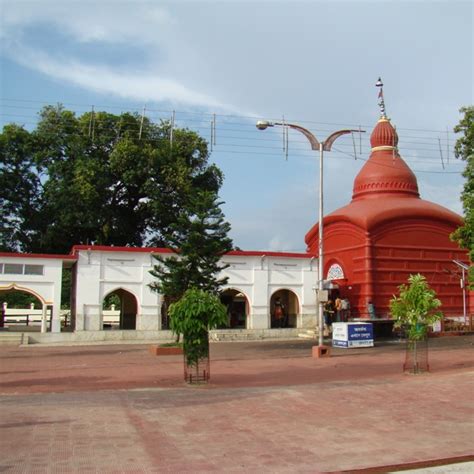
[0,337,473,473]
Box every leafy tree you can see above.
[390,274,443,341]
[0,124,41,251]
[149,190,233,300]
[149,190,232,348]
[0,105,222,253]
[168,288,227,382]
[390,274,443,373]
[451,106,474,284]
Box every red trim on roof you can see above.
[70,245,314,259]
[70,245,174,255]
[226,250,314,259]
[0,252,76,261]
[2,246,315,260]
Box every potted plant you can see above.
[390,274,443,373]
[168,288,228,384]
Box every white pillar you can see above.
[41,305,48,333]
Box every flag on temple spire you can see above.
[375,77,387,118]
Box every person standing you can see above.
[324,299,335,331]
[335,296,342,322]
[367,300,376,319]
[274,297,285,328]
[341,297,351,322]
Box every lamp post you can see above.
[452,259,470,329]
[256,120,363,347]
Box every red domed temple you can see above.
[305,107,470,320]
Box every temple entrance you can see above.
[102,289,137,330]
[220,289,248,329]
[270,289,299,328]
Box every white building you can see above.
[0,245,318,343]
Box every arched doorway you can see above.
[102,289,137,330]
[0,287,48,331]
[220,289,249,329]
[270,289,299,328]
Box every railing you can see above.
[2,313,50,327]
[441,315,473,333]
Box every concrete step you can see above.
[298,329,332,340]
[0,332,25,346]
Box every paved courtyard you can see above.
[0,336,473,473]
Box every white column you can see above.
[41,305,48,333]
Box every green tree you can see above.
[390,274,443,340]
[0,124,41,251]
[149,190,233,300]
[451,106,474,284]
[168,288,228,382]
[390,274,443,373]
[0,105,222,253]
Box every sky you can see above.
[0,0,472,252]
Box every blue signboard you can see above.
[332,322,374,348]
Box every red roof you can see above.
[305,116,462,246]
[0,252,76,261]
[71,245,313,259]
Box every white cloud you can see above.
[14,48,226,108]
[1,0,173,45]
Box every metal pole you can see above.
[318,142,324,347]
[462,267,467,326]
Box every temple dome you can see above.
[370,117,399,148]
[352,118,419,200]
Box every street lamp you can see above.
[452,259,470,329]
[256,119,364,348]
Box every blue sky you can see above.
[0,0,472,252]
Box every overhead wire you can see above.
[0,99,466,175]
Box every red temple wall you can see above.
[371,220,467,316]
[310,218,469,318]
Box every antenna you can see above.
[213,113,216,147]
[210,116,214,152]
[170,110,175,148]
[139,106,146,140]
[351,131,357,160]
[438,138,445,169]
[446,126,450,164]
[88,105,95,140]
[282,115,288,160]
[116,114,122,141]
[392,125,396,163]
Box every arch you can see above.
[0,285,48,331]
[326,262,345,281]
[220,288,249,329]
[102,288,138,330]
[0,283,48,305]
[270,289,300,328]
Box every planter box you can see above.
[149,345,183,356]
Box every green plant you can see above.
[168,288,227,369]
[390,274,443,374]
[390,274,443,340]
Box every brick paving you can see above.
[0,336,473,473]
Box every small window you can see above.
[25,264,44,275]
[0,263,3,274]
[4,263,23,274]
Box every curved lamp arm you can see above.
[323,129,364,151]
